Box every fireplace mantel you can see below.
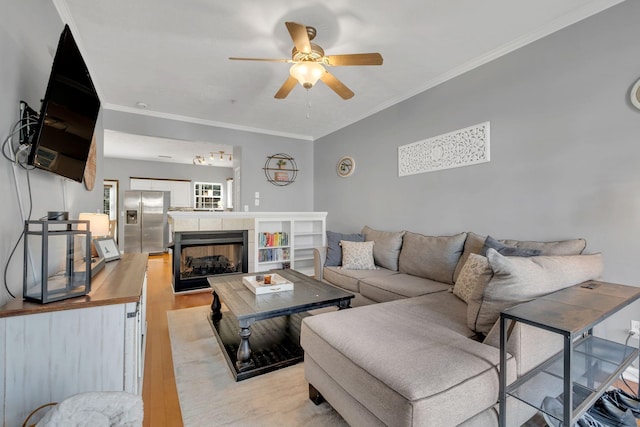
[168,212,327,276]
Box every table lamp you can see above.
[78,212,110,275]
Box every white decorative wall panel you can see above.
[398,122,490,176]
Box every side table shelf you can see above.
[498,281,640,427]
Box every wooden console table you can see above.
[0,253,148,427]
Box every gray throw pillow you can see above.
[468,249,603,334]
[481,235,541,257]
[326,231,364,266]
[361,226,405,271]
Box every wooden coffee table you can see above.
[207,269,353,381]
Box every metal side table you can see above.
[498,280,640,427]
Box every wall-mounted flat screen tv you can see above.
[28,24,100,183]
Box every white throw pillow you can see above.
[340,240,377,270]
[453,254,493,304]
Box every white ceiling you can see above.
[54,0,624,162]
[103,130,234,167]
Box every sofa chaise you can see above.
[300,226,603,426]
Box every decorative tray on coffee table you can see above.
[242,274,294,295]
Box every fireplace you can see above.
[171,230,248,293]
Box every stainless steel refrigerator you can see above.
[124,191,170,254]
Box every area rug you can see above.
[167,305,348,427]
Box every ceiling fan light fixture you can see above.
[290,61,325,89]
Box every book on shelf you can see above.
[259,231,289,247]
[258,247,290,262]
[243,274,293,295]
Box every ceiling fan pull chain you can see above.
[306,89,312,120]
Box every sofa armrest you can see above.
[313,246,327,281]
[484,319,563,377]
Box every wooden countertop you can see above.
[0,253,148,318]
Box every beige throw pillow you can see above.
[468,249,604,334]
[453,254,493,304]
[340,240,377,270]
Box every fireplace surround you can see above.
[171,230,248,293]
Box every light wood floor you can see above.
[141,253,639,427]
[142,254,210,427]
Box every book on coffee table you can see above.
[243,274,294,295]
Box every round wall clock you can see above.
[631,78,640,110]
[84,136,97,190]
[337,156,355,178]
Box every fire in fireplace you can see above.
[171,230,248,293]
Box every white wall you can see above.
[0,1,103,307]
[314,1,640,342]
[103,110,314,213]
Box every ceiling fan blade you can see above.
[324,53,383,66]
[320,71,354,100]
[285,22,311,54]
[229,57,292,63]
[274,76,299,99]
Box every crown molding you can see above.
[103,103,313,142]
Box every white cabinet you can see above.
[194,182,223,210]
[130,178,191,208]
[255,214,326,275]
[0,255,148,427]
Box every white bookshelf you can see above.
[254,214,326,275]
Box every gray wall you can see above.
[103,111,314,213]
[314,1,640,342]
[0,1,103,306]
[103,157,233,244]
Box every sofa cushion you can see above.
[301,297,517,427]
[501,237,587,255]
[453,253,493,304]
[481,235,541,257]
[468,249,604,334]
[362,226,405,271]
[398,232,466,285]
[359,273,451,303]
[325,230,364,266]
[453,233,587,283]
[340,240,376,270]
[323,266,398,293]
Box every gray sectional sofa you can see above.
[301,226,604,426]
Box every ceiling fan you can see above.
[229,22,383,100]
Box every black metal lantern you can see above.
[23,219,92,303]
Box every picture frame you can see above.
[631,77,640,110]
[337,156,355,177]
[94,237,121,262]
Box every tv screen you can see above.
[28,24,100,183]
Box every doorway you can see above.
[103,179,119,243]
